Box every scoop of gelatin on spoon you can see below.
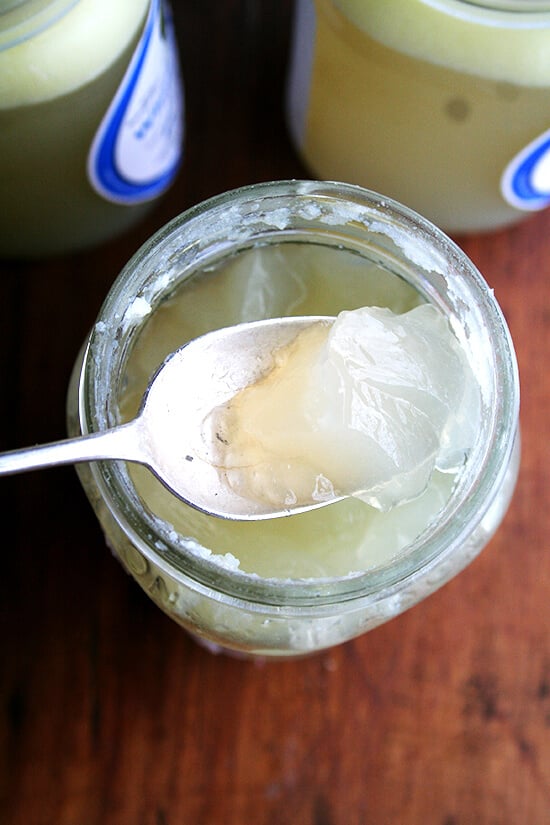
[0,317,342,521]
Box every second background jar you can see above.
[286,0,550,234]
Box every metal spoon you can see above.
[0,316,342,520]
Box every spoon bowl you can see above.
[0,316,342,520]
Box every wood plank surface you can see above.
[1,2,550,823]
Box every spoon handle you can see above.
[0,421,144,477]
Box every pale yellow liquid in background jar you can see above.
[287,0,550,233]
[0,0,183,257]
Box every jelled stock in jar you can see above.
[70,182,519,656]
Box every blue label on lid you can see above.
[501,128,550,212]
[87,0,184,205]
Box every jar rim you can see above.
[0,0,79,51]
[423,0,550,17]
[334,0,550,29]
[78,180,520,610]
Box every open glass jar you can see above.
[287,0,550,234]
[67,181,520,658]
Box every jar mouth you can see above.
[79,180,520,609]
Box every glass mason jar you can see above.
[286,0,550,234]
[67,180,520,659]
[0,0,184,258]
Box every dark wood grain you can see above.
[2,2,550,823]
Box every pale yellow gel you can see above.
[209,305,478,513]
[119,244,474,579]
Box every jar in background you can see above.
[67,180,520,658]
[0,0,184,258]
[287,0,550,234]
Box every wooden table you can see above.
[2,3,550,823]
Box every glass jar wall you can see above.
[67,181,520,658]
